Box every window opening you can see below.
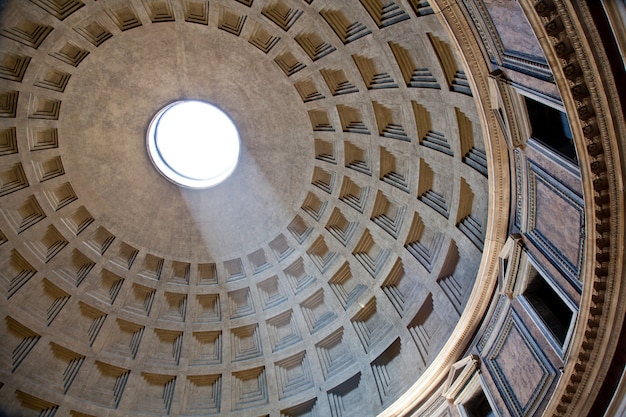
[464,389,496,417]
[524,97,577,164]
[524,265,574,346]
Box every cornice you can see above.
[516,1,626,415]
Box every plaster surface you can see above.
[60,23,312,260]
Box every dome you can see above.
[0,1,624,417]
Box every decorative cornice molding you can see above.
[513,1,626,416]
[498,233,524,297]
[488,71,529,149]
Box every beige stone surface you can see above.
[60,23,312,261]
[12,0,624,416]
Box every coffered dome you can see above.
[0,1,624,417]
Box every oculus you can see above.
[147,100,240,188]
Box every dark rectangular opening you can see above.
[465,389,496,417]
[524,97,577,164]
[524,266,574,346]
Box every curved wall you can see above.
[0,1,624,417]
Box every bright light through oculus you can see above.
[147,100,240,188]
